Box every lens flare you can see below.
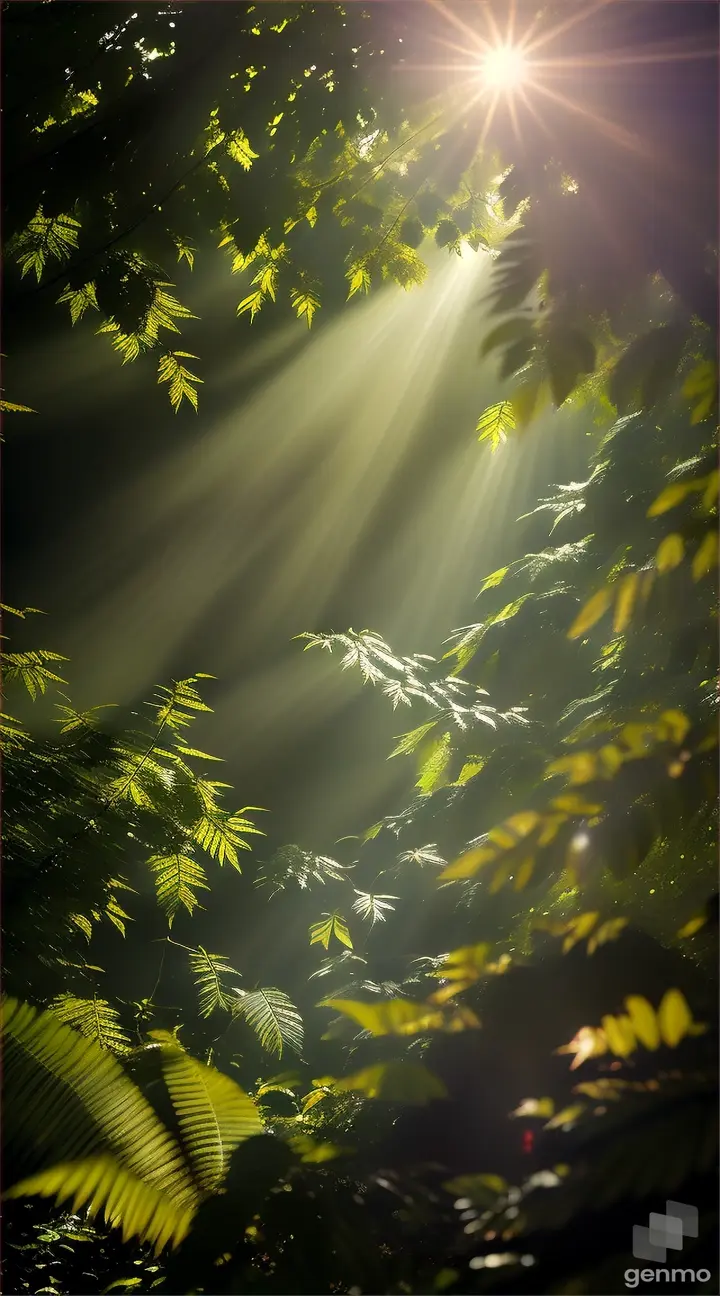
[481,44,528,90]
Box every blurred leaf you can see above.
[692,532,718,580]
[334,1061,447,1104]
[656,533,685,573]
[568,587,613,638]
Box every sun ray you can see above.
[529,80,651,157]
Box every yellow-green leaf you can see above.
[656,533,684,573]
[568,587,613,639]
[692,532,718,581]
[613,572,640,633]
[511,1096,555,1119]
[601,1013,636,1057]
[624,996,660,1051]
[475,401,515,450]
[657,988,693,1047]
[676,915,707,939]
[647,481,698,517]
[320,998,444,1037]
[439,843,497,881]
[334,1061,447,1104]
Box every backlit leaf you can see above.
[568,587,613,638]
[334,1061,447,1104]
[655,533,684,574]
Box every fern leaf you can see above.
[2,649,67,699]
[476,401,515,450]
[351,891,399,926]
[189,948,239,1018]
[225,130,259,170]
[6,1155,196,1254]
[0,397,37,413]
[149,852,209,925]
[57,281,99,325]
[48,995,131,1054]
[235,988,304,1059]
[157,352,203,413]
[153,676,214,732]
[2,998,196,1231]
[152,1031,263,1193]
[309,912,353,951]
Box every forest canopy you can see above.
[1,2,718,1295]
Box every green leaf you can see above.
[479,566,510,594]
[682,359,718,424]
[48,995,131,1054]
[657,988,694,1048]
[320,997,445,1036]
[189,948,239,1018]
[476,401,515,450]
[153,1031,263,1192]
[149,852,209,926]
[568,587,613,639]
[415,731,452,795]
[309,912,353,950]
[656,533,685,574]
[346,262,372,299]
[647,480,702,517]
[157,352,203,413]
[235,988,304,1058]
[333,1061,447,1104]
[389,720,439,758]
[2,998,197,1251]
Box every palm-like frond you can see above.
[189,948,239,1018]
[2,998,197,1248]
[152,1031,263,1193]
[48,994,131,1054]
[6,1156,196,1254]
[234,988,304,1059]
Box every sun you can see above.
[480,43,528,91]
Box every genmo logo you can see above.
[624,1201,711,1288]
[625,1267,712,1289]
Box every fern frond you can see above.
[189,948,239,1018]
[152,676,214,732]
[2,998,195,1216]
[2,649,67,699]
[309,912,353,951]
[6,1155,196,1254]
[351,891,399,926]
[157,352,203,413]
[57,281,99,325]
[255,844,352,894]
[152,1031,263,1193]
[11,209,80,282]
[235,988,304,1059]
[192,788,263,869]
[149,851,209,925]
[48,995,131,1054]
